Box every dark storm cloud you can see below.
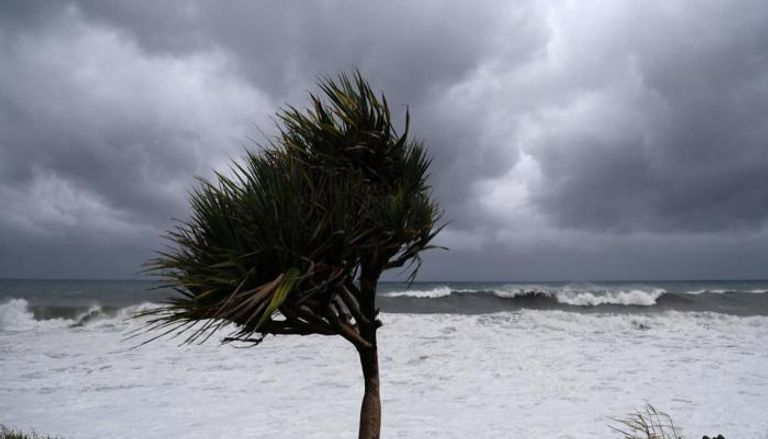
[1,1,768,279]
[70,0,553,227]
[0,3,272,278]
[74,1,506,99]
[0,5,267,217]
[524,2,768,233]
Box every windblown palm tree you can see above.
[143,71,442,439]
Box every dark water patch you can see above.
[656,291,768,315]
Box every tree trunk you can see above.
[357,339,380,439]
[357,266,381,438]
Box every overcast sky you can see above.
[1,1,768,281]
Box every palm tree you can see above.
[142,71,442,439]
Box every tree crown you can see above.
[143,71,442,347]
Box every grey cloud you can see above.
[75,1,505,101]
[1,1,768,279]
[1,8,267,218]
[523,1,768,232]
[0,4,271,277]
[68,0,551,229]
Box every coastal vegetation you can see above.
[609,405,726,439]
[0,426,61,439]
[141,71,442,438]
[610,405,683,439]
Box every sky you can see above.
[1,1,768,281]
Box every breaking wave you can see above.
[384,285,667,306]
[379,284,768,315]
[3,282,768,332]
[0,298,158,332]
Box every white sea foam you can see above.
[1,307,767,438]
[383,286,453,298]
[687,288,768,294]
[386,285,668,306]
[0,299,70,331]
[0,298,37,331]
[554,287,666,306]
[0,299,160,332]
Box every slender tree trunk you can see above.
[357,267,381,439]
[357,339,380,439]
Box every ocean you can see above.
[1,279,767,438]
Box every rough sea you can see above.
[2,279,767,438]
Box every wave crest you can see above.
[387,285,667,306]
[0,299,68,331]
[0,299,160,332]
[384,287,452,298]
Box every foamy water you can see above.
[378,282,768,309]
[382,285,666,305]
[1,299,767,438]
[488,286,667,306]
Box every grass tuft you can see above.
[0,426,63,439]
[609,404,683,439]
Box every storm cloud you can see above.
[1,1,768,280]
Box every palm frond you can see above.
[142,70,443,347]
